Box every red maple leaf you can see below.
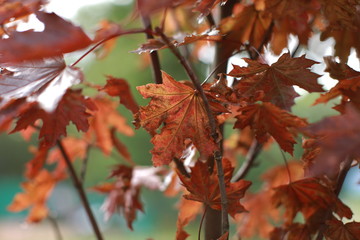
[135,71,219,166]
[0,56,84,110]
[228,53,323,110]
[11,89,97,147]
[324,218,360,240]
[234,102,307,154]
[272,178,352,225]
[177,158,251,217]
[302,105,360,178]
[0,11,92,63]
[0,0,44,24]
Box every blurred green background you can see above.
[0,1,359,240]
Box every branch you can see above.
[155,27,229,235]
[141,15,163,84]
[80,144,92,183]
[232,140,262,182]
[315,156,353,240]
[57,140,104,240]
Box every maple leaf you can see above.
[272,178,352,225]
[302,105,360,178]
[177,158,251,217]
[11,89,97,147]
[219,4,272,58]
[0,11,92,63]
[93,165,166,230]
[26,143,50,179]
[100,76,139,114]
[324,219,360,240]
[270,224,312,240]
[228,53,323,110]
[315,57,360,110]
[234,102,307,154]
[135,71,219,166]
[86,97,134,156]
[0,0,44,24]
[319,0,360,63]
[7,170,64,223]
[0,56,84,111]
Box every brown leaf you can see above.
[11,89,96,147]
[325,219,360,240]
[272,178,352,225]
[0,56,83,110]
[177,158,251,217]
[234,102,307,154]
[176,197,202,240]
[135,71,219,166]
[228,53,323,110]
[8,170,63,223]
[100,76,139,114]
[303,105,360,178]
[0,12,92,63]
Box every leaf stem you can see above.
[47,214,63,240]
[56,140,104,240]
[71,29,146,67]
[232,140,262,182]
[80,144,92,183]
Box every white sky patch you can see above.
[46,0,132,19]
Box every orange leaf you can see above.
[325,219,360,240]
[86,97,134,155]
[135,71,219,166]
[234,102,307,154]
[177,158,251,217]
[100,76,139,114]
[272,178,352,225]
[8,170,62,223]
[0,0,43,24]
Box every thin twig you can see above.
[198,206,208,240]
[47,214,63,240]
[155,26,229,235]
[80,144,92,183]
[279,148,292,183]
[232,140,262,182]
[57,140,104,240]
[141,16,163,84]
[291,42,301,58]
[71,29,146,67]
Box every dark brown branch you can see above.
[141,15,163,84]
[155,26,229,236]
[232,140,262,182]
[315,156,353,240]
[57,140,104,240]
